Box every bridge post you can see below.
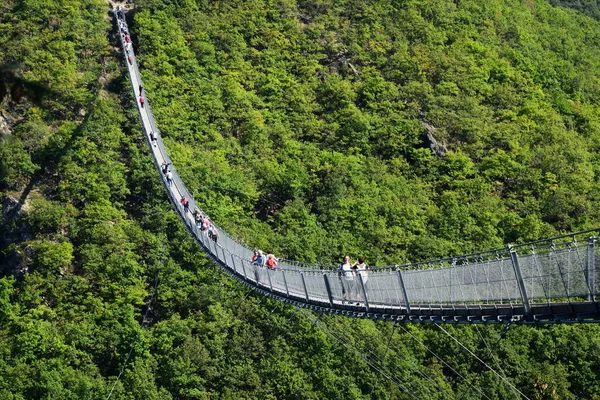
[301,272,310,302]
[450,258,456,304]
[509,246,531,317]
[358,273,369,311]
[254,266,261,286]
[282,270,289,297]
[267,269,273,291]
[588,237,596,302]
[241,259,248,281]
[231,255,238,276]
[397,268,411,314]
[221,247,227,267]
[323,275,334,307]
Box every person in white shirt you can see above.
[338,255,354,303]
[353,256,368,304]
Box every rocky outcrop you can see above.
[0,112,11,135]
[1,195,34,280]
[1,245,33,280]
[422,121,447,157]
[2,194,22,218]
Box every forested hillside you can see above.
[2,0,600,398]
[133,0,600,265]
[550,0,600,20]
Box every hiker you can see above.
[208,224,218,243]
[338,255,354,303]
[139,84,143,95]
[253,250,265,267]
[150,131,157,146]
[266,252,278,270]
[180,195,189,213]
[193,210,202,229]
[139,96,145,108]
[161,161,171,175]
[201,215,210,234]
[166,170,173,186]
[352,256,368,304]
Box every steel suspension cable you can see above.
[298,309,422,400]
[434,323,529,400]
[319,315,430,397]
[255,303,422,399]
[397,324,492,400]
[472,324,521,400]
[325,315,455,399]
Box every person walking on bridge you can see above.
[338,255,354,304]
[180,195,189,213]
[352,256,368,304]
[150,131,157,147]
[161,161,171,175]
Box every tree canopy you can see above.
[2,0,600,398]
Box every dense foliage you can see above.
[133,0,600,266]
[2,0,600,398]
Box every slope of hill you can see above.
[2,0,600,398]
[133,0,600,266]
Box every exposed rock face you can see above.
[1,194,24,218]
[2,246,33,280]
[422,121,447,157]
[1,195,34,280]
[0,109,11,135]
[418,108,447,157]
[1,194,20,218]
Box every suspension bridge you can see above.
[115,11,600,325]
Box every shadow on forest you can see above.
[0,67,95,216]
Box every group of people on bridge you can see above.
[251,249,278,270]
[119,8,221,248]
[339,255,369,305]
[160,161,219,243]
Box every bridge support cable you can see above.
[329,316,455,399]
[434,323,529,400]
[529,247,550,304]
[106,197,165,400]
[302,311,422,400]
[473,324,521,400]
[396,324,492,400]
[550,245,574,307]
[508,246,531,318]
